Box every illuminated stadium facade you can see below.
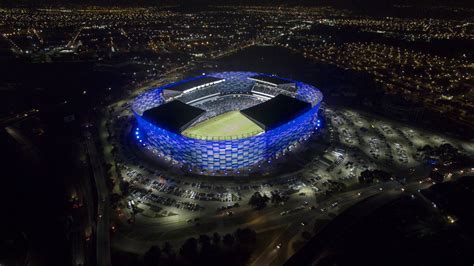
[132,72,323,174]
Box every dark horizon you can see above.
[2,0,474,7]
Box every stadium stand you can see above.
[133,71,323,172]
[249,74,293,86]
[251,83,296,98]
[216,78,254,95]
[241,94,311,130]
[164,76,224,93]
[142,100,205,133]
[174,85,221,104]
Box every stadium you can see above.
[132,72,323,175]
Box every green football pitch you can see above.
[182,111,264,140]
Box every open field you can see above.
[182,111,263,140]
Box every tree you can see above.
[110,193,121,208]
[234,228,257,264]
[104,163,113,172]
[222,234,235,248]
[179,237,198,261]
[359,169,393,183]
[212,232,221,246]
[198,234,212,263]
[420,145,433,152]
[235,228,257,247]
[120,181,130,194]
[162,241,173,256]
[248,192,270,210]
[439,143,455,153]
[143,245,161,266]
[359,169,374,184]
[372,169,393,181]
[161,242,176,265]
[270,191,283,204]
[198,234,211,247]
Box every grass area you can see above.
[182,111,263,140]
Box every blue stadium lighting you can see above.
[132,71,323,174]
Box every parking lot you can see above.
[102,103,474,250]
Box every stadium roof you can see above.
[249,75,294,86]
[164,76,224,93]
[142,100,205,133]
[240,95,311,131]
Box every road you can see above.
[250,181,403,266]
[113,181,402,256]
[283,181,430,266]
[84,125,112,266]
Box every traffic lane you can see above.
[251,182,403,265]
[114,182,403,256]
[86,134,112,266]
